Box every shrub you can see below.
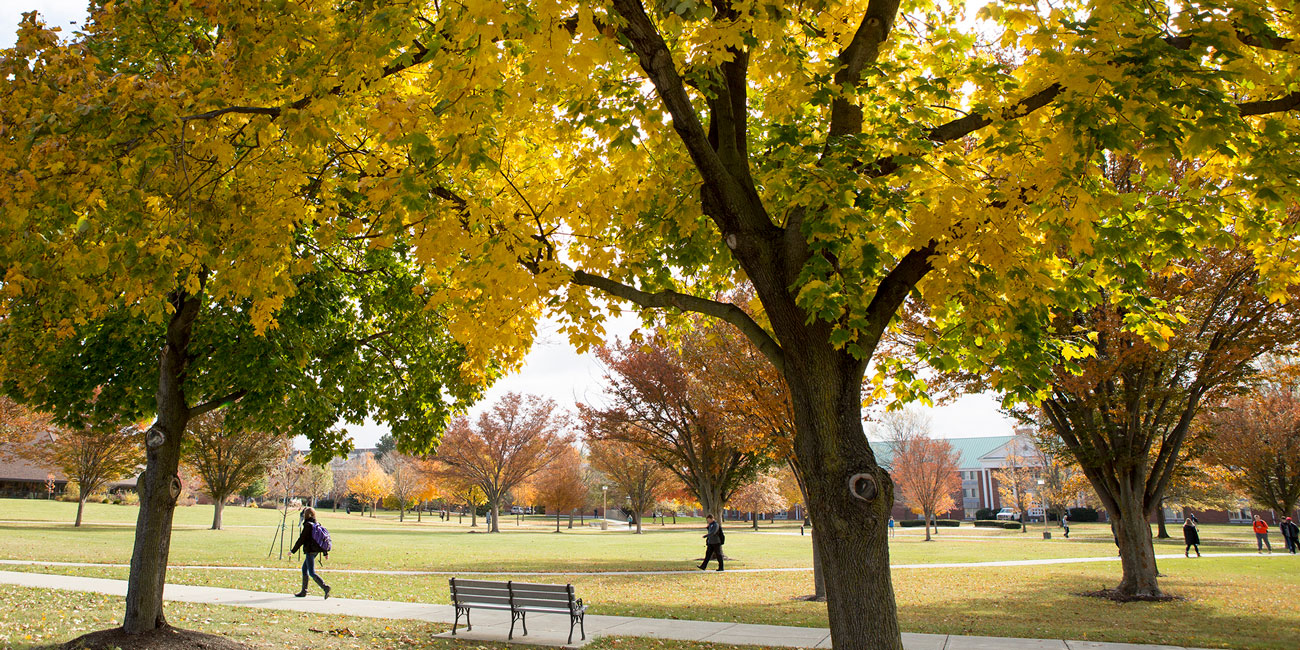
[1067,507,1100,522]
[974,520,1023,530]
[258,502,280,509]
[117,492,139,506]
[975,508,998,520]
[900,518,961,527]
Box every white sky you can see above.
[2,2,1018,449]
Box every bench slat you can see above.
[452,594,513,606]
[507,583,572,594]
[452,586,512,598]
[510,596,577,610]
[450,578,572,594]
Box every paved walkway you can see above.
[0,569,1229,649]
[0,552,1283,577]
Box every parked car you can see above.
[996,507,1021,521]
[510,506,523,515]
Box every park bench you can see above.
[448,577,587,644]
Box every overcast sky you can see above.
[3,2,1019,450]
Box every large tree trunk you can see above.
[123,293,201,634]
[490,502,500,533]
[1111,487,1162,598]
[786,347,901,650]
[211,499,225,531]
[924,510,932,542]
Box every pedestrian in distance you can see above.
[888,516,895,538]
[698,513,725,571]
[1253,514,1272,554]
[1183,516,1201,557]
[1061,513,1070,539]
[291,507,332,599]
[1282,516,1300,554]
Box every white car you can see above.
[995,508,1021,521]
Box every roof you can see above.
[870,435,1017,470]
[0,453,65,482]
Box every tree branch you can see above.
[828,0,903,138]
[570,269,785,372]
[189,390,249,419]
[179,41,433,122]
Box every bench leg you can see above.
[510,609,526,640]
[569,612,585,644]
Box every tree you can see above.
[11,3,1300,647]
[730,472,790,530]
[374,434,397,462]
[533,446,587,531]
[1029,241,1300,599]
[1202,361,1300,519]
[181,411,280,530]
[587,439,673,533]
[24,421,143,528]
[994,446,1037,534]
[583,333,779,518]
[347,455,394,517]
[1159,459,1240,536]
[880,411,959,541]
[302,461,335,510]
[382,453,421,522]
[435,393,572,532]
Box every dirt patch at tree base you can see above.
[1078,588,1184,603]
[61,625,254,650]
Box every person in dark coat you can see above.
[698,514,724,571]
[1282,517,1300,554]
[1183,516,1201,557]
[291,507,331,598]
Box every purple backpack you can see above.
[310,522,332,552]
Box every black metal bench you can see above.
[448,577,587,643]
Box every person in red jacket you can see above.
[1253,514,1272,554]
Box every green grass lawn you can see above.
[2,498,1296,649]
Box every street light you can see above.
[601,486,608,530]
[1037,478,1050,539]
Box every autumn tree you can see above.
[435,393,572,533]
[587,439,672,534]
[533,446,587,531]
[1025,241,1300,599]
[23,420,143,528]
[302,461,335,510]
[181,411,280,530]
[994,446,1038,534]
[1158,459,1240,537]
[1202,361,1300,519]
[730,472,790,530]
[880,411,959,541]
[382,452,423,522]
[583,331,780,519]
[346,455,394,517]
[11,2,1300,647]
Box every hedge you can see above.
[975,508,998,520]
[1067,507,1100,522]
[899,519,962,527]
[974,520,1024,530]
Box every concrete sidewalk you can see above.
[0,570,1219,649]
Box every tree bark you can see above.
[490,502,500,533]
[75,494,87,528]
[924,510,932,542]
[785,347,902,650]
[1112,489,1162,597]
[211,499,225,531]
[123,292,201,634]
[1155,501,1169,539]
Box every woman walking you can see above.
[291,507,332,598]
[1182,515,1200,557]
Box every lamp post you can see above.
[601,485,608,530]
[1037,478,1050,539]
